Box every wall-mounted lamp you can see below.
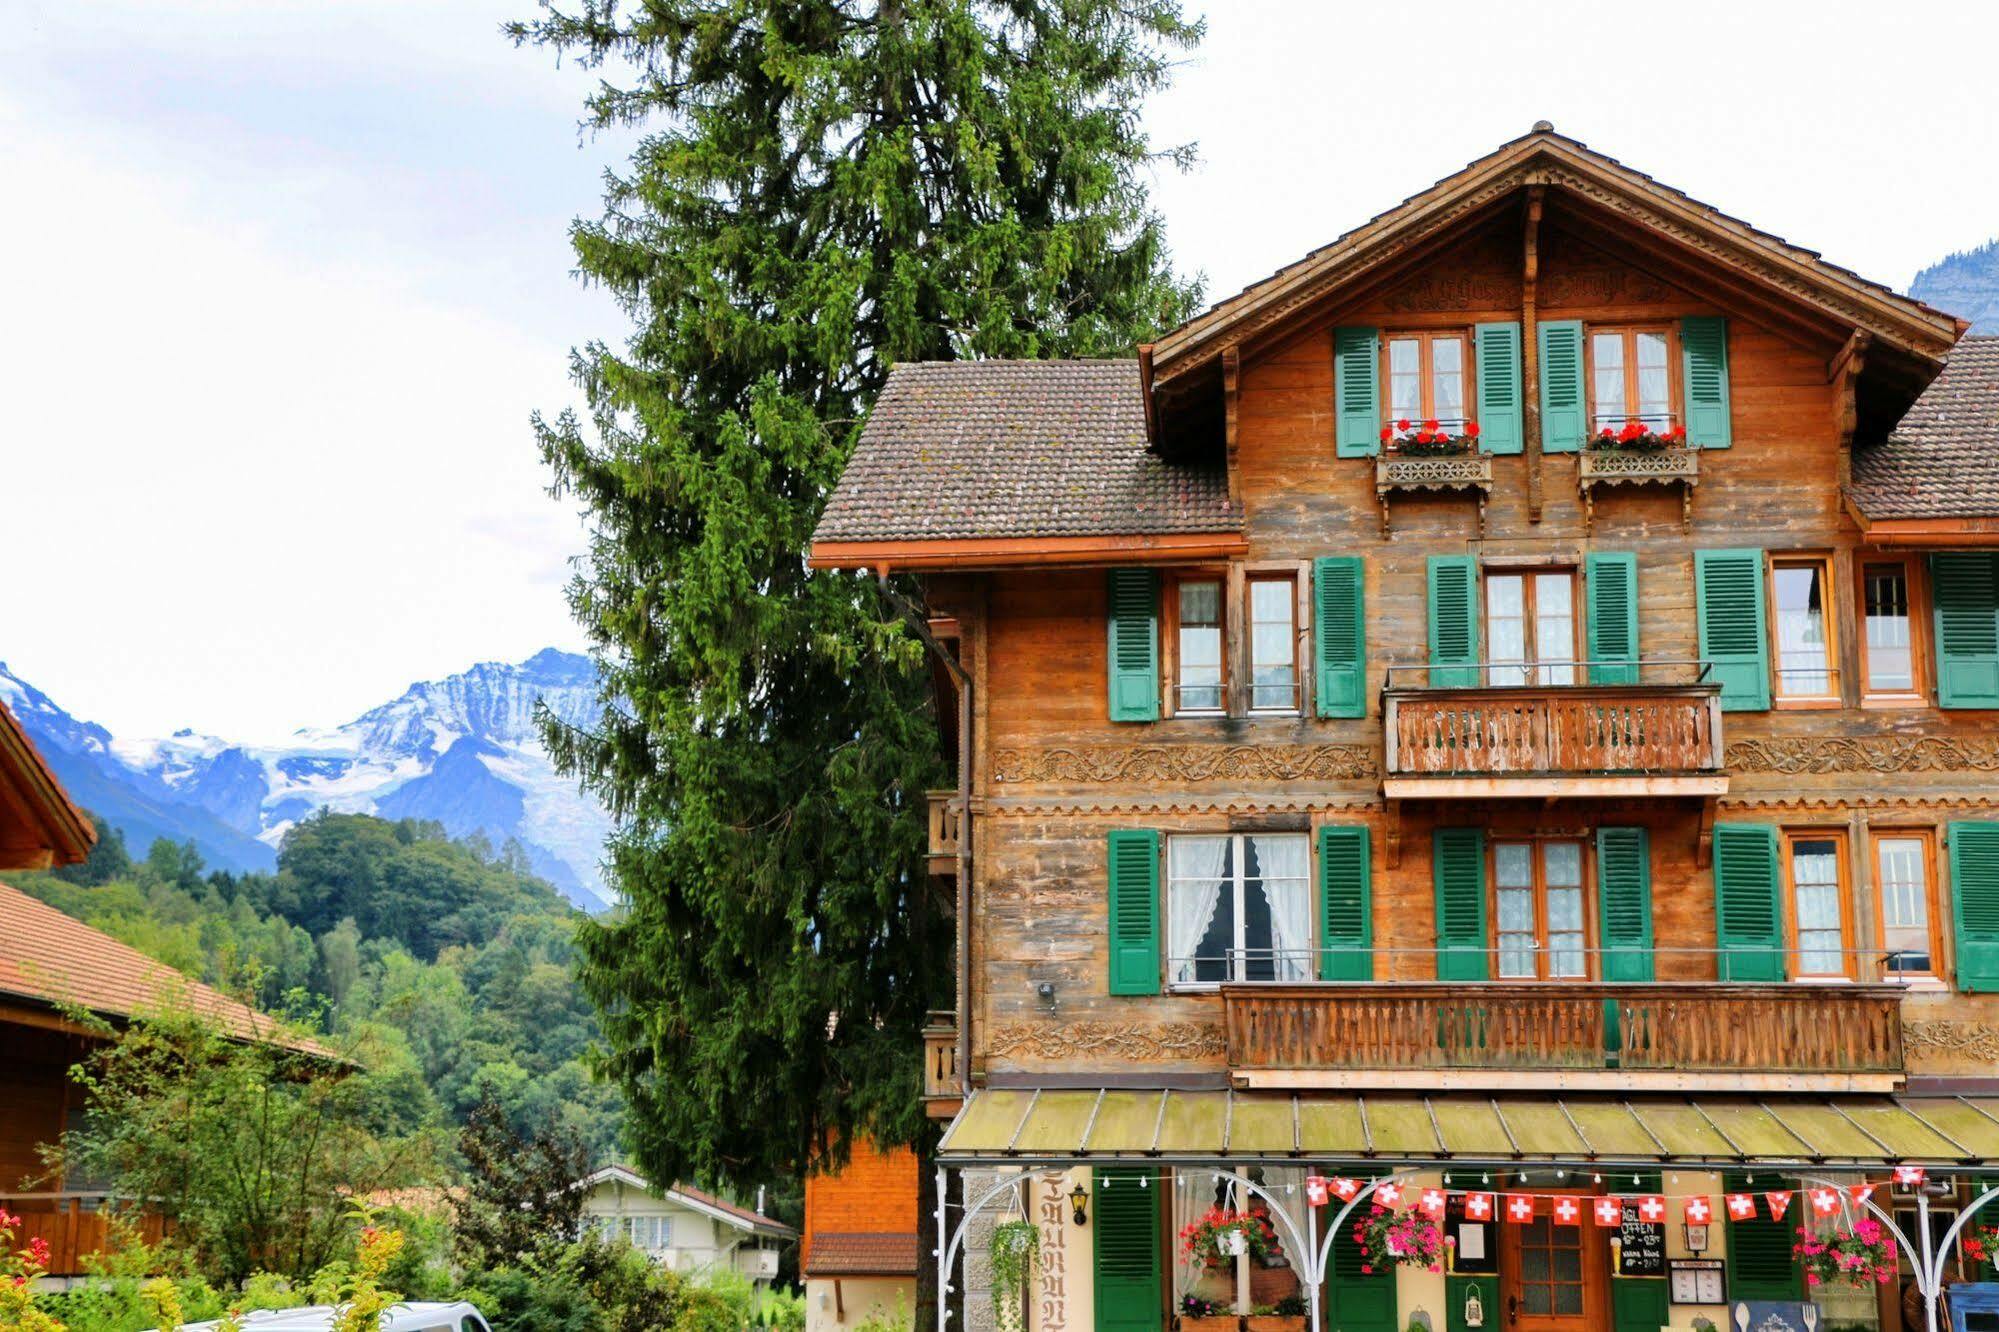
[1683,1223,1709,1254]
[1069,1181,1089,1226]
[1037,981,1058,1014]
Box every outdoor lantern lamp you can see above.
[1683,1224,1709,1254]
[1069,1181,1089,1226]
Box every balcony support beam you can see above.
[1382,774,1727,799]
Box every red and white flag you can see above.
[1552,1197,1582,1226]
[1375,1181,1404,1208]
[1594,1197,1623,1228]
[1506,1194,1536,1223]
[1725,1194,1757,1221]
[1684,1196,1713,1225]
[1331,1177,1362,1203]
[1810,1188,1841,1217]
[1895,1165,1927,1188]
[1464,1193,1494,1221]
[1849,1183,1876,1205]
[1305,1177,1330,1207]
[1765,1190,1793,1220]
[1418,1189,1447,1221]
[1636,1195,1666,1224]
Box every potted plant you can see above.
[1587,420,1687,452]
[1179,1206,1277,1272]
[1244,1294,1308,1332]
[989,1219,1040,1332]
[1792,1216,1896,1289]
[1179,1293,1240,1332]
[1353,1201,1449,1274]
[1381,418,1480,456]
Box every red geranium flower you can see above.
[1396,418,1412,432]
[1465,422,1481,438]
[1670,424,1687,438]
[1379,426,1392,442]
[1423,418,1439,432]
[1415,431,1433,444]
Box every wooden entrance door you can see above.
[1497,1196,1605,1331]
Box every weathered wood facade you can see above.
[818,128,1997,1332]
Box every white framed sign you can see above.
[1668,1258,1725,1306]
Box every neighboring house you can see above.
[0,699,328,1277]
[579,1165,795,1286]
[801,1139,919,1332]
[812,126,1999,1332]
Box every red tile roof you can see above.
[670,1180,798,1238]
[803,1232,921,1277]
[0,881,333,1056]
[1852,336,1999,518]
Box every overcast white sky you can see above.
[4,0,1997,741]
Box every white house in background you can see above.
[578,1165,796,1286]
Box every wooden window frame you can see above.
[1857,554,1931,707]
[1162,568,1229,719]
[1779,828,1856,981]
[1381,329,1476,433]
[1489,835,1595,982]
[1868,827,1945,985]
[1584,323,1681,434]
[1483,565,1584,688]
[1163,830,1316,991]
[1245,568,1304,716]
[1768,553,1841,709]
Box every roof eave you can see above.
[808,530,1249,574]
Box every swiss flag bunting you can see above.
[1331,1177,1362,1203]
[1305,1177,1330,1207]
[1683,1196,1713,1225]
[1375,1181,1404,1208]
[1810,1188,1841,1217]
[1765,1190,1793,1220]
[1506,1194,1536,1223]
[1464,1192,1494,1221]
[1418,1188,1447,1221]
[1895,1165,1927,1188]
[1849,1183,1876,1205]
[1726,1194,1758,1221]
[1635,1195,1667,1224]
[1593,1196,1623,1228]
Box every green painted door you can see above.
[1094,1167,1162,1332]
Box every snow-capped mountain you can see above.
[0,651,613,911]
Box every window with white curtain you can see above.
[1167,833,1310,986]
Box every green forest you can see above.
[15,810,624,1159]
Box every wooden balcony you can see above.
[1374,448,1492,538]
[1222,984,1907,1092]
[926,790,962,877]
[1381,673,1725,799]
[1,1193,170,1277]
[1578,440,1700,534]
[923,1009,964,1117]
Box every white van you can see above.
[149,1302,492,1332]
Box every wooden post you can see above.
[1222,344,1242,504]
[1830,329,1870,496]
[1523,186,1546,523]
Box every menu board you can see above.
[1616,1202,1666,1276]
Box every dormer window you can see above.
[1589,326,1675,431]
[1384,331,1471,438]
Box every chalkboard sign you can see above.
[1616,1203,1665,1276]
[1445,1192,1497,1275]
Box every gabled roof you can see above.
[1851,335,1999,521]
[1147,123,1965,401]
[809,360,1241,565]
[0,700,94,870]
[581,1166,797,1238]
[0,881,333,1056]
[802,1233,920,1277]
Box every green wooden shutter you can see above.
[1950,821,1999,992]
[1585,552,1639,686]
[1105,569,1160,722]
[1106,830,1160,996]
[1093,1166,1162,1332]
[1538,319,1586,452]
[1318,825,1372,981]
[1427,556,1481,689]
[1724,1172,1802,1301]
[1680,316,1733,448]
[1596,827,1654,982]
[1334,326,1381,458]
[1695,548,1770,711]
[1433,827,1488,981]
[1314,556,1366,719]
[1610,1274,1669,1332]
[1474,321,1523,454]
[1327,1172,1398,1332]
[1712,824,1783,981]
[1932,553,1999,709]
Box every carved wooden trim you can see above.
[987,1020,1227,1063]
[1725,736,1999,775]
[993,744,1378,785]
[984,794,1381,818]
[1904,1020,1999,1064]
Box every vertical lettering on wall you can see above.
[1039,1177,1068,1332]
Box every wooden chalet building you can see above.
[812,127,1999,1332]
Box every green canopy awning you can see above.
[938,1089,1999,1169]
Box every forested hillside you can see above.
[11,810,622,1159]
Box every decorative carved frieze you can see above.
[1382,270,1521,313]
[1903,1020,1999,1063]
[987,1020,1227,1062]
[1725,736,1999,776]
[1540,267,1675,308]
[992,744,1377,785]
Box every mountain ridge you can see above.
[0,651,612,910]
[1911,239,1999,333]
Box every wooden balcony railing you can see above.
[1222,984,1906,1091]
[926,790,962,877]
[0,1193,169,1277]
[1382,674,1723,789]
[922,1009,963,1115]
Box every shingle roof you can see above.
[0,881,333,1055]
[803,1232,921,1277]
[813,360,1240,543]
[1852,336,1999,518]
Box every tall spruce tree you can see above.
[512,0,1202,1189]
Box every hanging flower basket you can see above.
[1352,1201,1448,1274]
[1179,1207,1277,1271]
[1962,1225,1999,1274]
[1382,418,1479,457]
[1587,420,1687,453]
[989,1219,1040,1332]
[1792,1217,1896,1288]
